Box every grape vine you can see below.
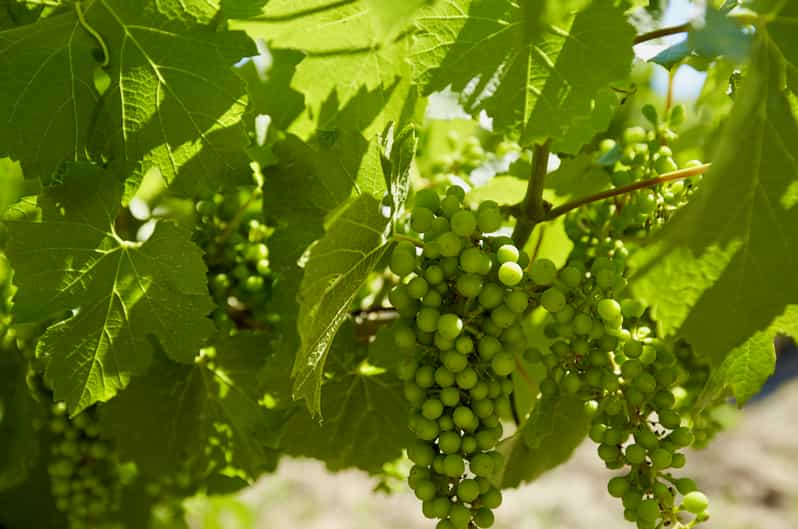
[0,1,793,529]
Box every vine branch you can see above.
[547,163,711,220]
[633,23,691,45]
[511,139,551,248]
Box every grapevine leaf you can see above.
[766,0,798,87]
[235,45,306,132]
[651,40,693,70]
[258,129,383,406]
[0,0,52,29]
[0,348,43,491]
[652,7,753,70]
[701,305,798,406]
[0,1,255,197]
[496,393,589,487]
[291,127,416,415]
[368,324,405,371]
[365,0,434,34]
[3,163,214,413]
[630,37,798,370]
[101,333,290,479]
[233,0,422,139]
[220,0,269,19]
[411,0,634,149]
[467,176,527,206]
[281,322,413,473]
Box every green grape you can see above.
[456,274,484,298]
[434,366,455,387]
[469,453,494,477]
[455,368,478,390]
[649,448,672,469]
[439,431,462,454]
[608,476,630,498]
[496,244,519,264]
[497,262,523,286]
[480,488,502,509]
[417,308,440,333]
[478,283,505,309]
[416,189,441,211]
[415,480,437,501]
[443,454,466,477]
[491,352,515,376]
[541,287,567,313]
[412,207,436,233]
[408,277,430,299]
[438,314,464,340]
[477,206,502,233]
[449,504,471,529]
[529,258,557,285]
[473,508,495,528]
[422,399,444,420]
[597,298,622,321]
[451,210,477,237]
[456,479,480,503]
[453,406,477,430]
[505,290,528,313]
[391,247,417,277]
[636,499,660,522]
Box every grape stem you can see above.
[392,233,425,247]
[546,163,711,220]
[633,23,691,45]
[511,139,551,248]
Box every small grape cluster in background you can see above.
[193,188,276,333]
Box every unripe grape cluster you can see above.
[389,186,542,529]
[193,188,276,332]
[566,105,702,249]
[533,240,711,527]
[47,403,124,529]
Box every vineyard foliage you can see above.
[0,0,796,528]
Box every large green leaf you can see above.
[3,163,214,413]
[496,393,589,487]
[232,0,422,139]
[411,0,634,150]
[293,127,416,415]
[630,36,798,385]
[101,333,290,480]
[258,128,384,407]
[0,0,254,196]
[281,322,413,473]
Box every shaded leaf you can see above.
[412,0,634,149]
[101,333,290,479]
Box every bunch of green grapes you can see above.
[421,127,521,191]
[387,186,550,529]
[47,403,125,529]
[193,188,276,332]
[531,241,710,528]
[566,105,703,251]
